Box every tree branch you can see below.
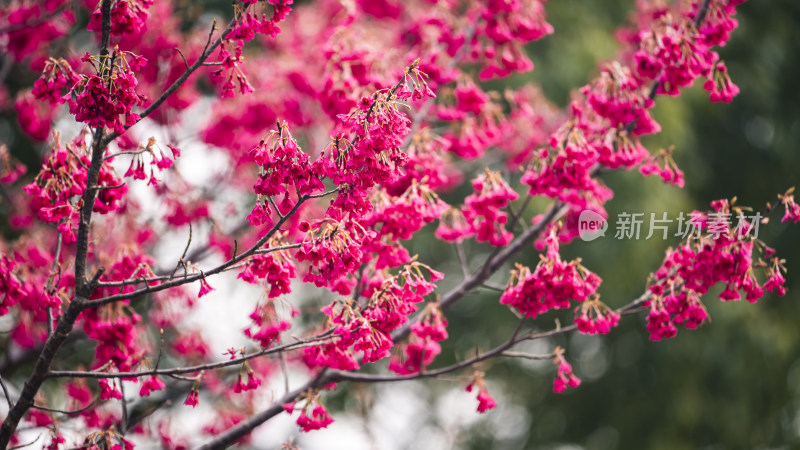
[100,18,237,147]
[0,2,114,444]
[47,332,335,379]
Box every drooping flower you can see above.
[552,347,581,393]
[139,375,166,397]
[466,371,497,413]
[462,169,519,246]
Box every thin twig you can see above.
[454,243,469,279]
[0,374,13,409]
[170,223,193,280]
[47,332,336,379]
[174,48,190,70]
[8,434,41,450]
[279,351,290,396]
[32,400,96,415]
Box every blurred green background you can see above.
[405,1,800,449]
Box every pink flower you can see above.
[198,278,214,298]
[703,62,740,103]
[552,349,581,393]
[574,299,620,335]
[184,389,199,408]
[99,379,123,400]
[294,400,334,432]
[462,169,518,246]
[466,372,497,413]
[779,189,800,223]
[232,371,261,393]
[139,375,166,397]
[238,249,297,299]
[87,0,154,36]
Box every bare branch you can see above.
[170,223,193,280]
[47,332,335,379]
[32,400,97,415]
[8,434,41,450]
[0,374,12,409]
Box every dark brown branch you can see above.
[0,374,12,409]
[47,332,335,379]
[170,223,193,280]
[0,2,113,444]
[8,434,41,450]
[32,400,97,416]
[85,194,309,307]
[195,371,330,450]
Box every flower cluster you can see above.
[243,301,293,348]
[23,132,127,242]
[462,169,519,246]
[122,138,180,186]
[233,361,262,393]
[87,0,154,36]
[0,255,24,317]
[362,181,449,242]
[639,146,685,187]
[552,346,581,393]
[388,301,448,375]
[247,122,325,225]
[574,297,621,335]
[385,129,459,195]
[295,219,370,293]
[778,188,800,223]
[473,0,554,80]
[0,145,27,185]
[139,375,167,397]
[500,231,601,318]
[229,0,292,42]
[304,261,442,371]
[238,239,297,298]
[703,62,740,103]
[0,1,73,62]
[83,254,159,372]
[466,371,497,413]
[320,63,435,220]
[210,41,253,99]
[435,207,472,243]
[521,113,614,211]
[284,393,334,432]
[644,199,787,340]
[66,52,147,134]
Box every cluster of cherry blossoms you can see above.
[644,198,788,340]
[500,230,602,319]
[22,131,127,243]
